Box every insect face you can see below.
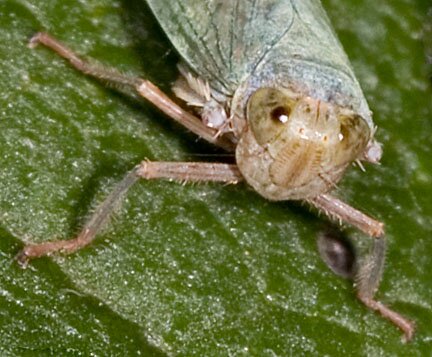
[236,88,370,200]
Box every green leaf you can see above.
[1,0,431,355]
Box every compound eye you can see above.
[247,88,295,145]
[335,114,370,165]
[339,115,369,149]
[270,106,291,124]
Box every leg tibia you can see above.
[29,32,235,151]
[356,238,414,342]
[17,161,243,266]
[309,193,414,341]
[17,165,141,266]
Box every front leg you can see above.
[309,193,414,341]
[17,161,243,266]
[29,32,236,152]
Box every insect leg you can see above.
[356,238,415,342]
[29,32,235,152]
[308,193,414,341]
[308,194,384,238]
[16,165,141,266]
[136,161,243,183]
[362,139,383,164]
[17,161,243,266]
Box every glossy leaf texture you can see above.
[0,0,431,355]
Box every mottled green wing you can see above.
[146,0,370,122]
[146,0,293,93]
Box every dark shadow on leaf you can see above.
[317,227,356,279]
[120,0,179,89]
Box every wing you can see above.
[146,0,371,123]
[146,1,297,92]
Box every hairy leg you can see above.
[16,165,141,266]
[310,194,414,341]
[17,161,243,266]
[309,193,384,238]
[29,32,236,152]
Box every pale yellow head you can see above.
[235,87,371,200]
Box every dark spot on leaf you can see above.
[317,230,356,279]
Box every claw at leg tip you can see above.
[402,322,415,343]
[28,32,43,49]
[15,249,30,268]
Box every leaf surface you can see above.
[0,0,431,355]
